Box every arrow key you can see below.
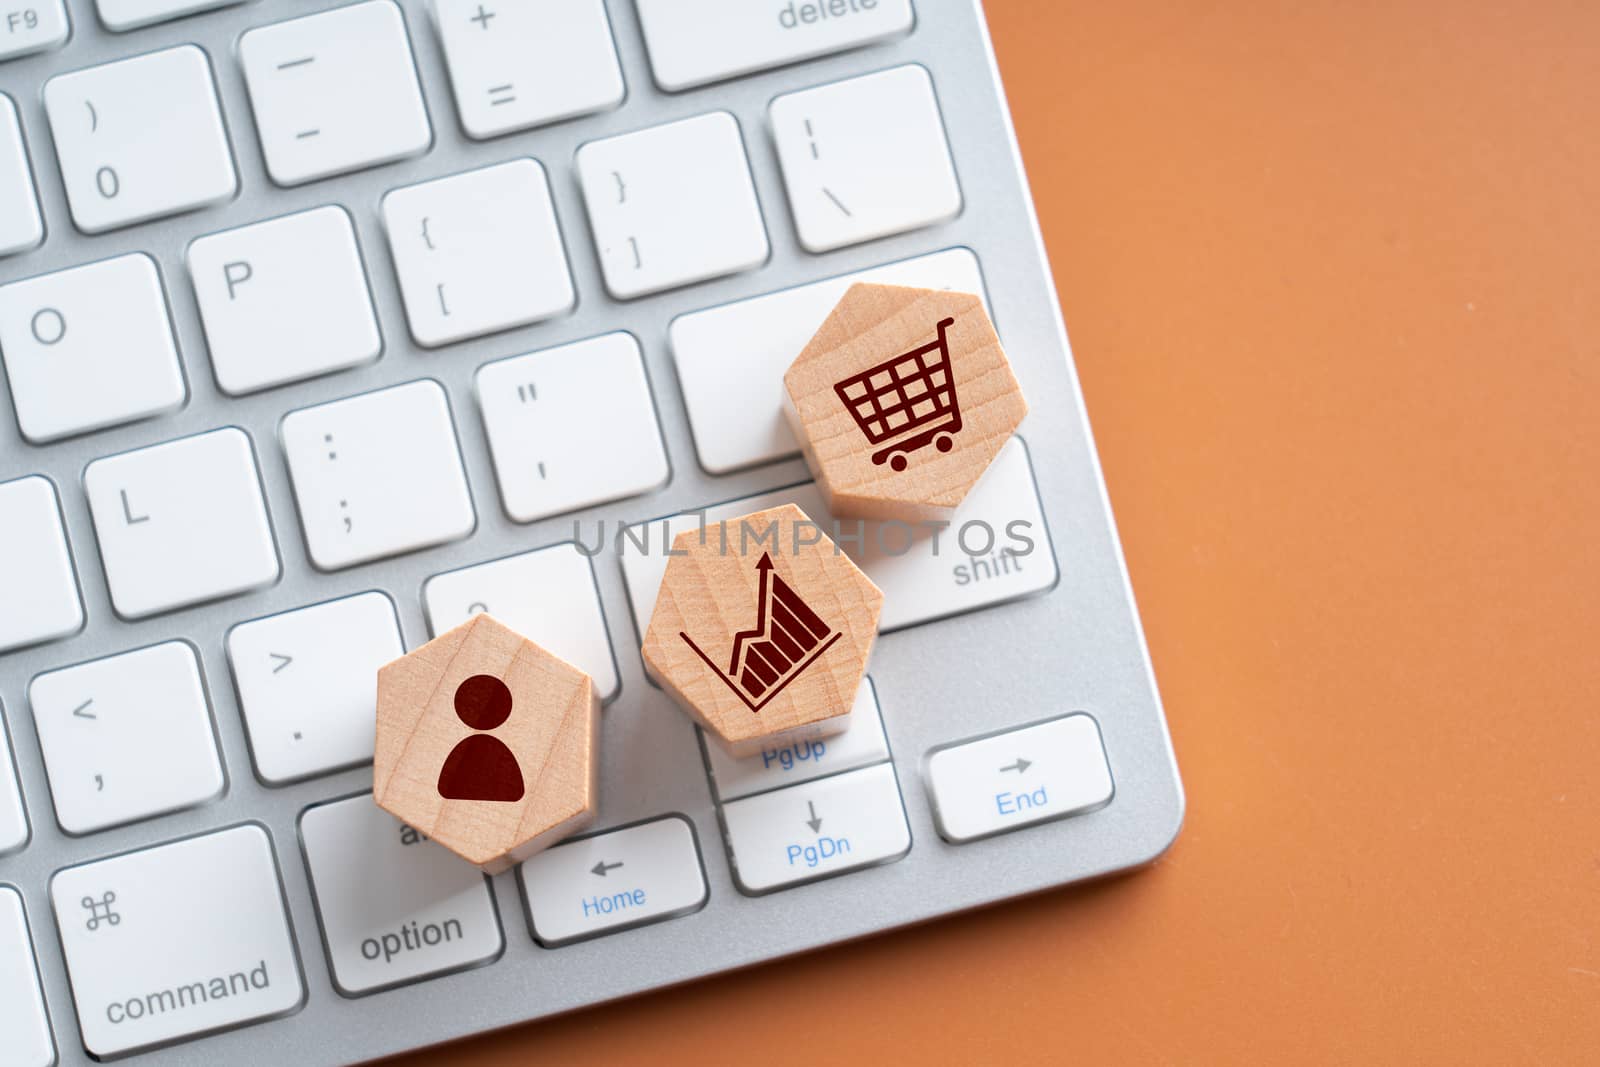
[925,713,1114,844]
[519,816,706,947]
[720,763,910,895]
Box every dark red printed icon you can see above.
[832,316,961,472]
[437,674,525,802]
[680,552,842,714]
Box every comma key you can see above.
[49,824,304,1058]
[30,642,223,834]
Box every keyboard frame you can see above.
[0,2,1185,1064]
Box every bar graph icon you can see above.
[680,553,842,713]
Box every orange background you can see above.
[394,3,1599,1063]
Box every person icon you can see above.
[437,674,525,802]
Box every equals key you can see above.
[488,83,516,107]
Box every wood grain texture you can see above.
[783,282,1027,521]
[374,614,599,874]
[641,503,883,757]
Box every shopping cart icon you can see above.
[832,316,962,472]
[680,553,842,713]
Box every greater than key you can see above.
[642,503,884,758]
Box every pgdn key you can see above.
[720,762,910,894]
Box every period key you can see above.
[925,713,1114,843]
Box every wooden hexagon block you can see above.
[374,613,599,874]
[642,503,883,758]
[783,282,1028,521]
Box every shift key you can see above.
[50,824,304,1058]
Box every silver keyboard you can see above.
[0,2,1185,1064]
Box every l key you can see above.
[84,428,280,619]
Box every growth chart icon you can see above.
[642,503,884,758]
[679,552,842,712]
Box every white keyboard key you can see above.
[96,0,247,32]
[927,713,1113,843]
[434,0,623,140]
[0,888,53,1067]
[30,642,222,834]
[50,824,303,1058]
[383,159,573,347]
[423,543,618,701]
[281,380,475,570]
[520,816,706,946]
[703,677,886,802]
[476,332,668,522]
[623,438,1054,635]
[0,476,83,653]
[577,112,768,299]
[0,94,41,256]
[240,0,432,186]
[721,762,909,893]
[300,794,501,995]
[0,713,28,853]
[0,0,67,62]
[772,65,960,253]
[228,593,403,784]
[635,0,912,92]
[672,247,985,473]
[85,428,279,618]
[44,45,236,234]
[852,439,1053,630]
[0,253,185,443]
[189,206,382,395]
